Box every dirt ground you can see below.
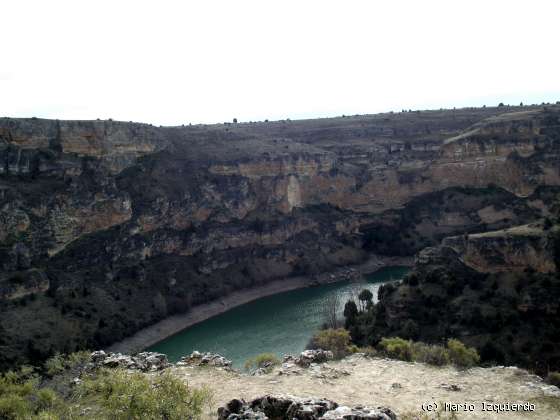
[171,354,560,419]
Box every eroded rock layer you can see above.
[1,105,559,369]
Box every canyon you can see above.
[1,105,559,370]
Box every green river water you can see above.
[148,266,409,368]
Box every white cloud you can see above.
[1,0,559,125]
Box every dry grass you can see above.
[171,355,560,419]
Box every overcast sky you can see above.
[2,0,559,126]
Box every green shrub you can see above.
[36,388,58,411]
[447,339,480,368]
[347,344,360,354]
[45,354,66,377]
[45,351,91,377]
[378,337,480,368]
[0,368,38,419]
[379,337,414,361]
[0,360,211,420]
[546,372,560,387]
[413,343,450,366]
[75,368,211,419]
[308,328,351,359]
[244,353,280,372]
[0,393,31,420]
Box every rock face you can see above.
[346,224,560,373]
[442,223,556,273]
[89,350,169,371]
[1,105,560,369]
[178,351,233,368]
[283,350,334,368]
[217,395,397,420]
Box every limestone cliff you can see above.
[443,223,556,273]
[1,105,560,369]
[346,223,560,372]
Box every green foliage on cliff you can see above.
[44,351,90,377]
[0,354,211,420]
[379,337,415,361]
[378,337,479,368]
[307,328,351,359]
[76,369,210,419]
[447,339,480,368]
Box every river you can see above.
[147,266,409,368]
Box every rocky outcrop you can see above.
[443,223,556,273]
[347,226,560,373]
[283,350,334,368]
[89,350,169,371]
[217,395,397,420]
[178,351,233,369]
[0,118,169,174]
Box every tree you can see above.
[358,289,373,311]
[323,293,340,329]
[498,102,505,107]
[233,118,238,123]
[343,300,358,319]
[343,300,358,329]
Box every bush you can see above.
[75,368,211,419]
[377,337,480,368]
[45,354,66,377]
[308,328,351,359]
[413,343,450,366]
[379,337,414,361]
[546,372,560,387]
[0,367,62,419]
[447,339,480,368]
[244,353,280,372]
[45,351,90,377]
[0,359,211,419]
[36,388,58,411]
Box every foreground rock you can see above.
[90,350,169,371]
[178,351,233,369]
[284,350,334,368]
[218,394,397,420]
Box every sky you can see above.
[1,0,560,126]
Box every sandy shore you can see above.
[105,256,412,354]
